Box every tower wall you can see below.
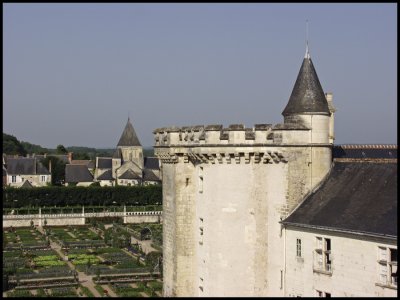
[161,157,197,296]
[119,146,144,169]
[154,123,332,296]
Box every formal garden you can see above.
[3,223,163,297]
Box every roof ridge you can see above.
[338,144,397,149]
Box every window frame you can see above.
[296,238,302,258]
[377,246,398,287]
[314,236,332,273]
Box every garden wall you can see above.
[3,211,163,228]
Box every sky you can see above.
[3,3,397,148]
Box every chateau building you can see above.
[153,47,397,297]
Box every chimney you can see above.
[68,152,73,163]
[48,159,52,173]
[325,92,336,144]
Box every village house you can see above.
[3,156,51,187]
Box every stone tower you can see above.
[154,49,334,297]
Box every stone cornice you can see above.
[156,150,288,164]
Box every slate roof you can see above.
[6,158,51,175]
[97,169,114,181]
[144,157,160,170]
[119,169,142,180]
[143,169,161,182]
[70,160,95,170]
[282,56,330,116]
[282,161,397,238]
[97,158,112,169]
[21,180,33,188]
[65,164,94,183]
[34,154,70,164]
[333,145,397,159]
[112,148,122,159]
[117,118,141,147]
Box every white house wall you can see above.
[284,226,397,297]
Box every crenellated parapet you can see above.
[153,123,277,147]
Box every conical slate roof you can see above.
[117,118,141,147]
[282,55,330,116]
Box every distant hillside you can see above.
[3,133,27,156]
[20,140,49,154]
[3,133,154,158]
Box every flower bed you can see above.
[34,260,66,267]
[33,255,59,262]
[50,286,78,297]
[70,253,100,266]
[111,283,143,297]
[7,289,32,297]
[27,249,57,256]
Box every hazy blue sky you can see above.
[3,3,397,148]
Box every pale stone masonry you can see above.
[153,49,397,297]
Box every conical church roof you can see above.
[117,118,141,147]
[282,55,330,116]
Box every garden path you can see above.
[101,284,117,297]
[36,226,102,297]
[130,236,157,254]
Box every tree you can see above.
[20,141,48,155]
[145,251,162,273]
[39,156,66,186]
[56,144,68,154]
[3,133,26,156]
[72,152,90,160]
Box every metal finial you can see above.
[305,19,310,59]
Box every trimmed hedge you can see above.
[3,185,162,208]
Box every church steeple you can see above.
[117,118,141,147]
[282,52,330,117]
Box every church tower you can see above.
[112,118,144,180]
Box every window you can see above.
[199,218,204,245]
[11,176,16,183]
[296,239,302,257]
[316,290,331,297]
[41,175,46,182]
[198,167,203,193]
[314,237,332,273]
[378,247,397,287]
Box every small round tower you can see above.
[281,47,333,190]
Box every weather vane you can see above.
[305,19,310,59]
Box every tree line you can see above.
[3,185,162,208]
